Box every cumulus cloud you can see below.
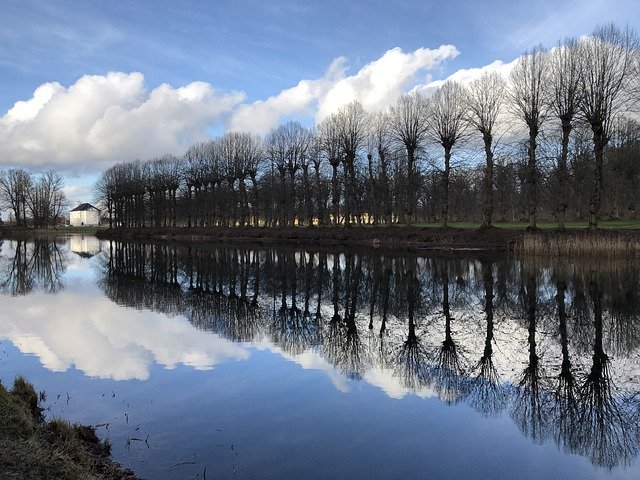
[228,45,460,134]
[3,45,538,175]
[0,72,245,173]
[413,59,517,96]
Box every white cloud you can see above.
[0,72,245,173]
[413,59,517,96]
[228,45,460,134]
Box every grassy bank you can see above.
[0,226,104,237]
[96,225,520,251]
[0,376,138,480]
[95,225,640,257]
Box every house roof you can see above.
[70,203,100,212]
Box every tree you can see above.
[427,81,468,227]
[27,170,67,228]
[510,45,549,229]
[0,169,32,226]
[318,114,343,225]
[467,72,506,227]
[578,24,639,228]
[549,38,581,230]
[335,102,369,226]
[390,92,429,223]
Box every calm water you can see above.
[1,235,640,480]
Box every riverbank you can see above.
[96,225,519,251]
[0,226,103,237]
[95,225,640,256]
[0,376,139,480]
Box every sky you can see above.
[1,0,638,204]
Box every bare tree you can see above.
[27,170,67,228]
[549,38,581,230]
[467,72,506,227]
[0,169,32,226]
[578,24,639,228]
[369,111,394,223]
[390,92,429,223]
[510,45,549,229]
[335,102,369,226]
[427,81,468,227]
[318,113,344,225]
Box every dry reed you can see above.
[515,233,640,258]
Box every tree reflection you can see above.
[393,257,431,390]
[574,278,639,469]
[433,262,467,405]
[549,275,579,455]
[0,238,67,294]
[468,260,507,417]
[511,270,549,444]
[11,238,631,470]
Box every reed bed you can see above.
[515,232,640,258]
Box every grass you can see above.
[0,376,137,480]
[0,225,105,236]
[515,232,640,257]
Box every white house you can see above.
[70,203,101,227]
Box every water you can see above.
[1,234,640,480]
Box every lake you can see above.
[1,234,639,479]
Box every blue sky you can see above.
[1,0,638,201]
[3,0,638,109]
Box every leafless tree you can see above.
[578,24,639,228]
[0,168,32,226]
[510,45,549,229]
[390,92,429,223]
[548,38,581,230]
[318,113,344,225]
[467,72,506,227]
[27,170,67,227]
[369,111,394,223]
[335,101,369,226]
[427,81,468,227]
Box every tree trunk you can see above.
[331,162,340,226]
[441,146,451,228]
[250,175,259,227]
[482,134,494,227]
[303,166,312,225]
[527,129,538,229]
[589,129,606,229]
[314,165,324,226]
[406,146,416,224]
[557,121,571,230]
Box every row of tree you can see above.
[90,23,637,229]
[0,169,68,228]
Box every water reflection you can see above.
[102,242,640,470]
[0,238,66,294]
[2,237,640,470]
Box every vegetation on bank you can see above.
[95,223,640,257]
[0,376,138,480]
[0,225,103,236]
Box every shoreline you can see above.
[0,376,139,480]
[93,226,640,257]
[95,225,519,251]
